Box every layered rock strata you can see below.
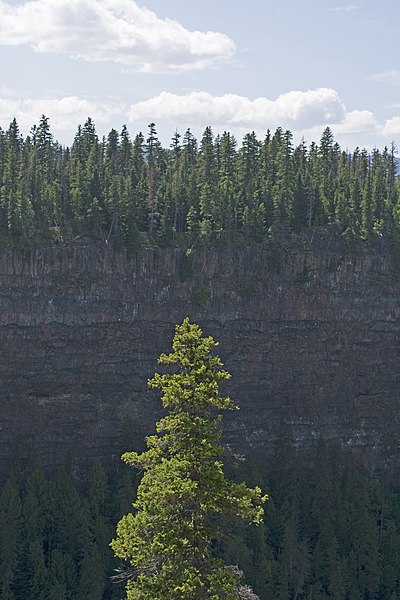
[1,238,399,479]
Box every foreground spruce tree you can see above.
[111,318,266,599]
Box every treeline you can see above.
[1,440,400,599]
[0,116,399,254]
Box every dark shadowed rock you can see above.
[1,237,399,480]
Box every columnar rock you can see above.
[1,237,399,479]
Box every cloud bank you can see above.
[0,0,235,72]
[127,88,346,130]
[0,95,122,134]
[126,88,399,149]
[0,87,398,151]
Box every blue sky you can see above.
[1,0,400,150]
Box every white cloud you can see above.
[1,88,399,152]
[0,95,122,135]
[330,109,378,135]
[382,116,400,137]
[127,88,346,130]
[298,109,379,151]
[126,88,400,151]
[0,0,235,72]
[369,70,400,86]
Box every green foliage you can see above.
[0,117,399,259]
[178,248,194,282]
[242,282,258,298]
[111,319,266,599]
[192,283,211,308]
[296,264,312,284]
[0,461,127,600]
[0,479,22,599]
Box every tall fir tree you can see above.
[111,319,266,599]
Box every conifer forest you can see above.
[1,431,400,598]
[0,117,399,254]
[1,117,400,599]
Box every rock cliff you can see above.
[1,236,399,480]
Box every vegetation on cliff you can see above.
[0,117,399,256]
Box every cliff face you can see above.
[1,238,400,479]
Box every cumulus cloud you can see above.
[298,109,380,151]
[0,0,235,72]
[1,88,399,151]
[0,94,122,135]
[127,88,346,130]
[329,109,378,135]
[382,116,400,137]
[126,88,400,151]
[369,70,400,86]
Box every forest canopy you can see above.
[0,116,399,254]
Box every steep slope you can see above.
[1,236,399,479]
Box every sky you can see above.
[1,0,400,151]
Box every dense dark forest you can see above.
[0,116,399,255]
[1,439,400,599]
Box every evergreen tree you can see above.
[121,132,147,254]
[15,467,49,599]
[318,126,338,224]
[104,128,122,243]
[25,540,50,600]
[180,129,198,233]
[111,318,266,599]
[32,115,60,230]
[292,140,309,232]
[0,479,22,599]
[197,126,218,244]
[146,123,163,237]
[237,132,264,241]
[1,119,23,237]
[217,131,238,241]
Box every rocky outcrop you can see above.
[1,236,399,480]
